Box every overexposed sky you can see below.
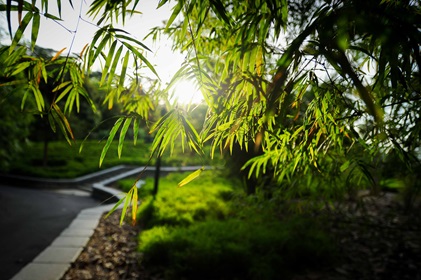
[40,0,181,78]
[0,0,203,103]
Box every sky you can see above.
[1,0,202,104]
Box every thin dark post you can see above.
[153,153,161,197]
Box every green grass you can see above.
[7,140,150,178]
[139,218,336,280]
[129,171,337,279]
[5,140,221,178]
[137,172,234,228]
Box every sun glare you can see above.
[170,79,204,105]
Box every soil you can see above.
[62,193,421,280]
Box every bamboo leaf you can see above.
[340,160,351,172]
[131,187,138,225]
[100,117,124,167]
[100,40,117,85]
[120,188,132,225]
[209,0,231,25]
[115,33,152,51]
[119,51,130,88]
[51,48,66,61]
[118,117,132,158]
[30,12,40,50]
[107,45,123,89]
[165,2,182,31]
[10,61,32,76]
[29,82,44,111]
[105,194,126,218]
[133,117,139,145]
[54,83,73,103]
[122,42,159,78]
[91,32,111,65]
[178,167,204,187]
[44,12,61,20]
[51,103,75,144]
[10,11,33,54]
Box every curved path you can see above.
[0,185,98,280]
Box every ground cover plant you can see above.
[118,171,337,279]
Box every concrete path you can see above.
[0,185,99,280]
[9,204,121,280]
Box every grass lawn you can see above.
[4,140,149,178]
[118,171,337,280]
[5,139,218,178]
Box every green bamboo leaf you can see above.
[107,45,123,89]
[48,111,56,133]
[133,117,139,145]
[43,12,61,20]
[178,167,205,187]
[75,87,81,112]
[0,79,25,87]
[57,0,61,15]
[55,83,73,103]
[157,0,169,8]
[105,194,126,218]
[20,89,29,109]
[52,80,72,92]
[100,117,124,167]
[31,12,40,50]
[165,1,182,30]
[150,109,174,133]
[291,126,304,139]
[122,42,159,78]
[340,160,351,172]
[100,40,117,85]
[91,32,111,66]
[51,103,75,144]
[10,11,33,53]
[120,188,132,225]
[63,87,77,113]
[10,61,32,76]
[40,59,48,83]
[118,117,132,158]
[209,0,231,25]
[119,51,130,88]
[115,34,152,51]
[29,82,44,111]
[78,86,97,112]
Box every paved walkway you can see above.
[0,185,99,280]
[2,165,208,280]
[10,203,121,280]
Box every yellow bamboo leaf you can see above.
[178,167,205,187]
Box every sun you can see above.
[170,79,204,105]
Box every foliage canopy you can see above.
[1,0,420,199]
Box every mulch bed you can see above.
[62,209,143,280]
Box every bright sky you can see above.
[1,0,203,104]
